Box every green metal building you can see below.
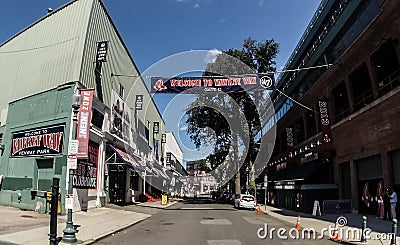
[0,0,167,213]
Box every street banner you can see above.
[110,90,132,144]
[317,99,333,151]
[76,89,94,158]
[11,124,65,157]
[73,141,98,189]
[150,74,275,94]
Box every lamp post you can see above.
[63,87,81,243]
[246,166,250,194]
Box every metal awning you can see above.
[107,145,145,173]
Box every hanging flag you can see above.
[76,89,94,158]
[150,74,275,94]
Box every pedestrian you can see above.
[383,188,391,220]
[390,189,397,220]
[377,196,384,219]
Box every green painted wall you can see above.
[0,83,74,213]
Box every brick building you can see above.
[262,0,400,214]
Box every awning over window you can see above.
[272,161,328,183]
[108,145,145,173]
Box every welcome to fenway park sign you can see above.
[11,124,65,157]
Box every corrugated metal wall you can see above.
[0,0,93,113]
[81,0,165,145]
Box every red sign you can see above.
[76,89,94,158]
[317,99,333,151]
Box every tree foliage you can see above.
[186,37,279,173]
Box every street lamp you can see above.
[63,87,81,243]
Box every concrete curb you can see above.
[79,216,150,245]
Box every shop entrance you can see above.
[108,164,126,204]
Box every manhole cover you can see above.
[161,222,175,225]
[21,215,35,219]
[202,217,214,220]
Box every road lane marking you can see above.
[207,239,241,245]
[200,219,232,225]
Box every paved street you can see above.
[97,198,333,245]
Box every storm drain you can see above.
[161,222,175,225]
[21,215,35,219]
[202,217,215,220]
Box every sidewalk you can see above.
[0,205,151,245]
[261,204,400,245]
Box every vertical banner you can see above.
[77,89,94,158]
[153,121,159,134]
[135,95,143,110]
[286,127,294,158]
[110,90,132,143]
[317,99,333,151]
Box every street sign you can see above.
[65,194,74,210]
[264,175,268,187]
[67,155,77,169]
[68,140,79,155]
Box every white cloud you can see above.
[179,125,188,131]
[258,0,264,6]
[193,3,200,8]
[205,49,222,63]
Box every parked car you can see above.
[234,194,257,210]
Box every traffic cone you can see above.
[256,205,261,215]
[295,215,301,231]
[330,221,339,241]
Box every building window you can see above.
[36,159,54,191]
[295,117,305,143]
[119,83,124,98]
[305,110,316,139]
[332,81,350,122]
[372,40,400,96]
[349,63,374,111]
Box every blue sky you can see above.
[0,0,322,163]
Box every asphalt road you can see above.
[98,198,335,245]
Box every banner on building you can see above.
[110,90,132,144]
[286,127,294,157]
[11,124,65,157]
[73,141,98,189]
[150,74,275,94]
[317,99,333,151]
[96,41,108,62]
[135,95,143,110]
[77,89,94,158]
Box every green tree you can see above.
[186,37,279,194]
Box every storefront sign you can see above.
[11,124,65,157]
[77,89,94,158]
[300,152,319,164]
[73,141,98,189]
[317,99,333,151]
[151,74,275,94]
